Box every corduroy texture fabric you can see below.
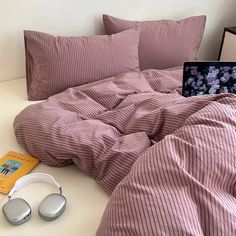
[97,94,236,236]
[103,14,206,71]
[14,67,236,235]
[14,67,182,193]
[24,29,140,100]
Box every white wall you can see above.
[0,0,235,81]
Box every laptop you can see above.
[182,61,236,97]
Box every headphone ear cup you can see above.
[38,193,67,221]
[2,198,31,225]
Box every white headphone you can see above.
[2,173,67,225]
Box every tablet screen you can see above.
[182,62,236,97]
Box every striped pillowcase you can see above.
[103,14,206,71]
[24,29,140,100]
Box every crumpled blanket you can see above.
[14,67,236,235]
[14,67,183,192]
[97,93,236,235]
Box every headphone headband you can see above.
[8,173,62,199]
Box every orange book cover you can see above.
[0,151,40,194]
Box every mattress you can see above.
[0,78,109,236]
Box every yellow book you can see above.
[0,151,40,194]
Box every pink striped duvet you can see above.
[14,67,236,235]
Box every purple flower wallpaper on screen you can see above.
[184,66,236,97]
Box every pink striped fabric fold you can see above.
[97,95,236,236]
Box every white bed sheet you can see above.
[0,78,109,236]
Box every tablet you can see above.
[182,61,236,97]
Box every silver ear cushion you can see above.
[2,198,31,225]
[38,193,67,221]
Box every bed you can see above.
[1,7,236,236]
[0,78,109,236]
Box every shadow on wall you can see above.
[93,15,106,35]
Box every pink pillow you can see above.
[24,29,140,100]
[103,14,206,70]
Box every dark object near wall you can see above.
[218,27,236,61]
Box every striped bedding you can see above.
[14,67,236,235]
